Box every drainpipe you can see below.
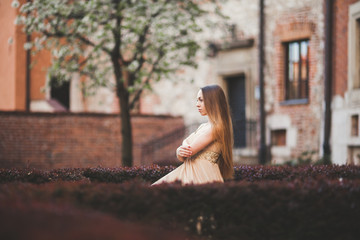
[323,0,333,164]
[258,0,267,164]
[25,0,31,112]
[25,34,31,111]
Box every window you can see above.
[271,129,286,146]
[284,40,309,101]
[351,115,359,136]
[348,146,360,164]
[50,77,70,109]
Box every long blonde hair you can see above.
[201,85,234,179]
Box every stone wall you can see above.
[0,112,184,169]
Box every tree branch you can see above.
[112,14,125,69]
[129,47,165,109]
[131,0,171,78]
[41,30,112,55]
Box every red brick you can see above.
[0,112,184,169]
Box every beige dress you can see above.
[152,123,224,185]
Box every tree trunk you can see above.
[117,86,133,167]
[112,12,133,166]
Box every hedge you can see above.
[1,178,360,239]
[233,164,360,181]
[0,197,191,240]
[0,168,86,184]
[1,165,360,184]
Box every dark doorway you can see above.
[226,75,246,148]
[50,78,70,110]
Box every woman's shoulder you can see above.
[196,122,212,132]
[194,122,214,138]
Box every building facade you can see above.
[0,0,118,113]
[332,0,360,165]
[1,0,359,165]
[263,0,325,164]
[146,0,327,164]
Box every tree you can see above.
[15,0,225,166]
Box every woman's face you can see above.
[196,90,207,116]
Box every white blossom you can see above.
[52,49,59,57]
[11,0,20,8]
[8,37,13,45]
[14,16,21,25]
[128,60,139,71]
[24,42,32,50]
[38,22,45,30]
[82,15,90,24]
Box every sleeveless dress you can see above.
[152,123,224,185]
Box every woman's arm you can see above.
[176,125,214,160]
[186,126,214,156]
[176,146,188,161]
[176,133,194,161]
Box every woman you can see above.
[152,84,234,185]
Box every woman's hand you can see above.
[177,145,192,159]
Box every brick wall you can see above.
[0,112,184,169]
[333,0,359,97]
[265,1,325,161]
[331,0,360,165]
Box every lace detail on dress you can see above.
[189,150,220,164]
